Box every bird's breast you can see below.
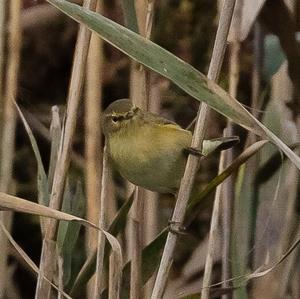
[108,124,191,193]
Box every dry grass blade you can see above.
[206,233,300,290]
[151,1,236,297]
[14,102,49,207]
[49,106,62,189]
[0,191,123,297]
[105,231,123,299]
[0,222,72,299]
[0,192,94,228]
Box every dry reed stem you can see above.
[248,22,263,270]
[251,23,263,119]
[268,101,300,298]
[107,233,123,299]
[57,253,64,299]
[129,1,150,298]
[151,1,236,298]
[278,163,300,297]
[0,5,7,296]
[0,1,22,297]
[35,1,98,297]
[221,3,241,293]
[49,106,62,189]
[201,147,225,299]
[85,0,103,252]
[144,74,160,298]
[0,0,5,109]
[84,1,103,296]
[129,188,144,299]
[93,145,109,299]
[108,253,120,299]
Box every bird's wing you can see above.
[145,111,185,130]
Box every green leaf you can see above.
[57,180,85,285]
[46,0,300,171]
[121,0,139,33]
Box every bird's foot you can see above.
[184,146,203,157]
[168,220,187,236]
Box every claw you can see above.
[168,220,188,236]
[183,146,203,157]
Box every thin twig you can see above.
[35,1,98,297]
[151,1,236,297]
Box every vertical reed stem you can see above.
[93,145,109,299]
[151,1,236,297]
[35,1,98,297]
[0,1,21,297]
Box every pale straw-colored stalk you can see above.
[129,1,151,298]
[85,0,103,251]
[0,1,21,297]
[0,0,5,110]
[93,145,109,299]
[35,1,98,297]
[142,2,158,298]
[144,73,160,298]
[221,2,241,295]
[84,0,103,296]
[201,149,225,299]
[151,0,236,297]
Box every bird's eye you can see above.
[111,116,118,123]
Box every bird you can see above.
[102,99,238,194]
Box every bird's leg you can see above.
[183,146,203,157]
[168,219,187,235]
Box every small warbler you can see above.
[102,99,238,194]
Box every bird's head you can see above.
[102,99,142,136]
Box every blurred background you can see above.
[0,0,300,298]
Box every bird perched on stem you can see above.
[102,99,238,194]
